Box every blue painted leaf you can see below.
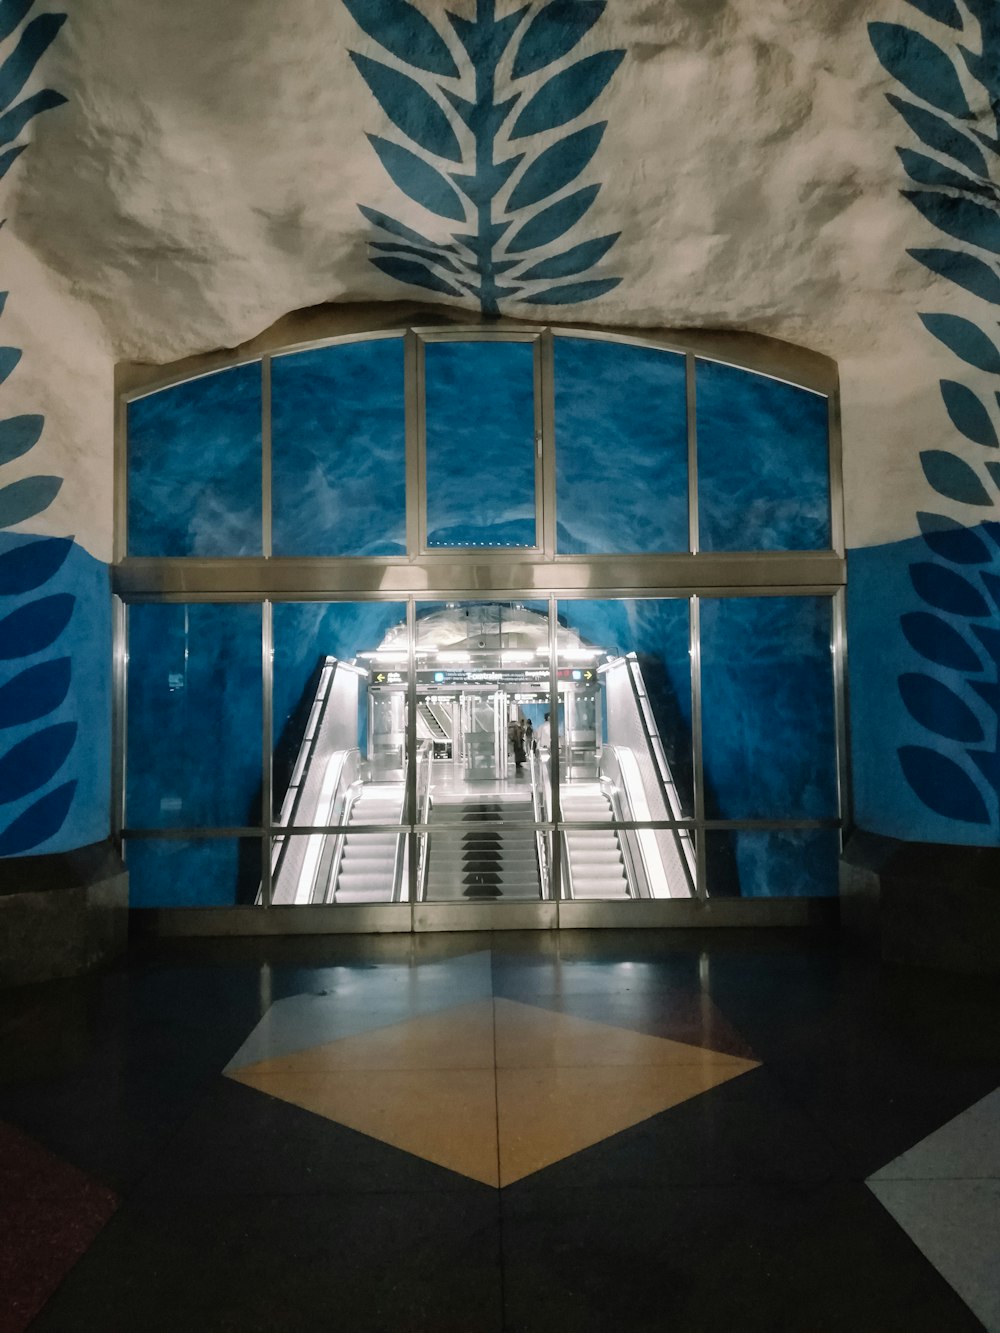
[0,292,6,316]
[899,672,983,742]
[910,561,990,616]
[0,88,65,147]
[959,44,1000,109]
[370,254,461,296]
[523,277,619,304]
[0,1,33,45]
[897,149,989,195]
[510,51,624,140]
[898,745,990,822]
[518,232,619,280]
[0,779,75,855]
[448,9,525,71]
[909,251,1000,304]
[0,536,71,595]
[918,512,992,563]
[904,192,1000,256]
[968,748,1000,796]
[920,450,992,505]
[0,593,74,659]
[920,315,1000,373]
[351,54,460,162]
[901,610,982,671]
[0,348,20,387]
[0,144,24,178]
[371,241,461,273]
[358,205,455,252]
[904,0,962,27]
[987,460,1000,491]
[506,183,599,253]
[342,0,458,77]
[0,720,75,804]
[507,122,605,212]
[367,135,465,220]
[939,381,999,448]
[0,413,42,465]
[0,13,66,115]
[886,97,987,175]
[973,623,1000,668]
[512,1,606,79]
[0,657,69,728]
[0,475,61,528]
[869,23,970,118]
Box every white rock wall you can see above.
[2,0,988,558]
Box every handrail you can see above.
[602,774,645,900]
[415,742,434,901]
[559,829,576,900]
[528,748,551,901]
[624,654,698,896]
[321,779,362,903]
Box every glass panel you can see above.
[415,601,552,903]
[555,598,696,901]
[127,363,262,556]
[126,603,262,828]
[696,359,829,551]
[558,822,696,902]
[700,597,838,819]
[271,829,409,906]
[271,338,406,556]
[125,838,261,907]
[272,602,408,826]
[424,341,536,548]
[557,599,694,818]
[705,828,840,898]
[554,337,688,554]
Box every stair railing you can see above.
[415,741,434,902]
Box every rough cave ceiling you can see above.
[5,0,950,364]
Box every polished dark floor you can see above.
[1,929,999,1332]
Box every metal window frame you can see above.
[113,316,849,929]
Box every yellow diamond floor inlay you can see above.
[227,997,760,1188]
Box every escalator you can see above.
[331,783,406,903]
[559,783,630,899]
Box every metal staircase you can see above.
[560,783,631,899]
[425,792,540,900]
[332,784,405,903]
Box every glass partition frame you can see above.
[114,321,848,917]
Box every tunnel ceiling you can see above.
[5,0,946,364]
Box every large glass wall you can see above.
[117,326,844,913]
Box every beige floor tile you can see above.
[230,999,497,1075]
[493,997,759,1070]
[231,1066,501,1186]
[496,1062,754,1185]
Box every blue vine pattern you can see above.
[343,0,623,314]
[0,0,75,854]
[870,0,1000,828]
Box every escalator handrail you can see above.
[601,775,644,900]
[415,742,434,902]
[624,653,698,896]
[528,748,551,901]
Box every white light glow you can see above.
[437,651,471,663]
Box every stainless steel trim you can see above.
[833,584,853,835]
[124,828,265,839]
[120,352,265,404]
[548,592,561,900]
[261,599,273,907]
[114,393,128,564]
[414,335,428,554]
[112,554,847,598]
[532,334,545,552]
[539,329,557,557]
[828,375,846,558]
[111,596,127,844]
[405,598,417,914]
[690,595,707,900]
[261,356,272,558]
[686,351,698,556]
[129,896,837,936]
[404,330,420,559]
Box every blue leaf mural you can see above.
[346,0,623,313]
[0,4,75,853]
[869,23,971,118]
[0,657,70,728]
[0,778,76,855]
[873,0,1000,833]
[939,380,999,447]
[0,593,74,659]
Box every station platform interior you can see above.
[2,929,1000,1332]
